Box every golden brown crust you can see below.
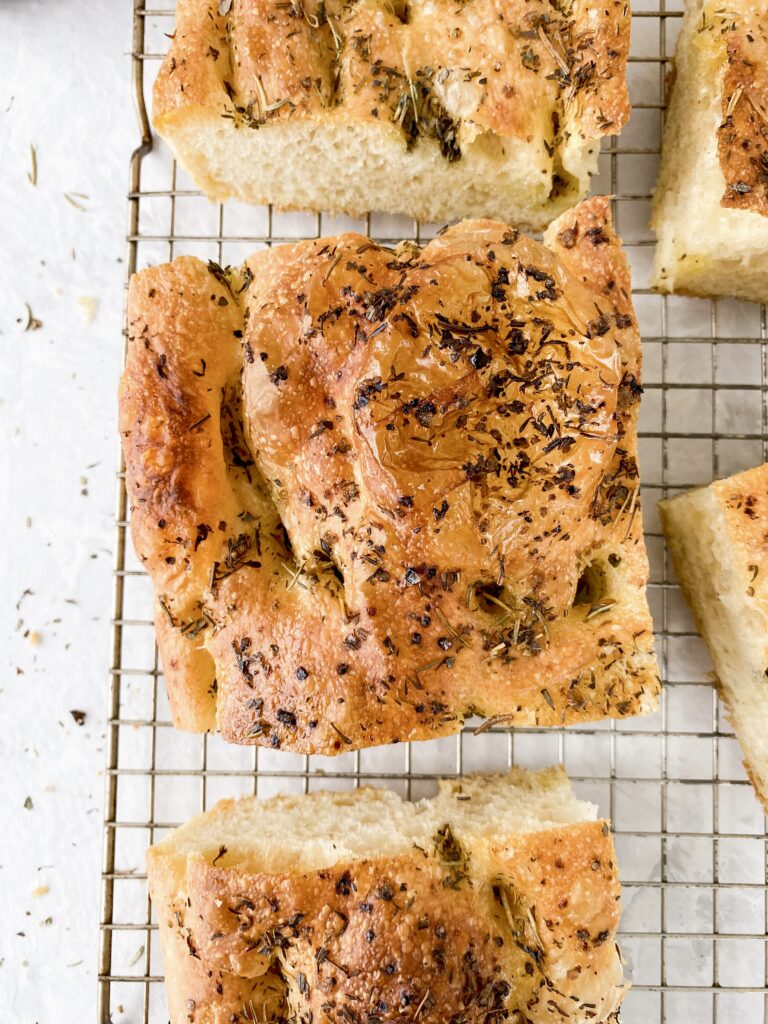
[153,0,231,116]
[741,754,768,812]
[153,0,629,200]
[155,600,217,731]
[121,199,659,750]
[120,256,248,731]
[717,7,768,217]
[710,463,768,614]
[148,782,626,1024]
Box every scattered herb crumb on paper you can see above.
[27,144,37,186]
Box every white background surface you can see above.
[1,2,133,1019]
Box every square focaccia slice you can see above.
[152,0,630,227]
[148,768,628,1024]
[652,0,768,303]
[661,463,768,811]
[120,196,659,753]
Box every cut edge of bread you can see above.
[651,0,768,304]
[149,766,599,876]
[155,108,599,229]
[660,476,768,812]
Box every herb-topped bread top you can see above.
[243,223,621,626]
[713,0,768,216]
[151,0,630,224]
[120,197,659,752]
[179,0,628,151]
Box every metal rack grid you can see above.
[99,3,768,1022]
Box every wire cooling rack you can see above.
[98,3,768,1022]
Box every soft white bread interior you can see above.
[651,0,768,304]
[149,768,628,1023]
[153,0,630,227]
[660,464,768,811]
[152,767,597,872]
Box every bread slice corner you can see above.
[660,463,768,811]
[651,0,768,304]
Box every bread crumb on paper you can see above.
[76,295,99,323]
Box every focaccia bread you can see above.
[148,768,628,1024]
[120,196,659,753]
[152,0,630,227]
[652,0,768,304]
[660,463,768,811]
